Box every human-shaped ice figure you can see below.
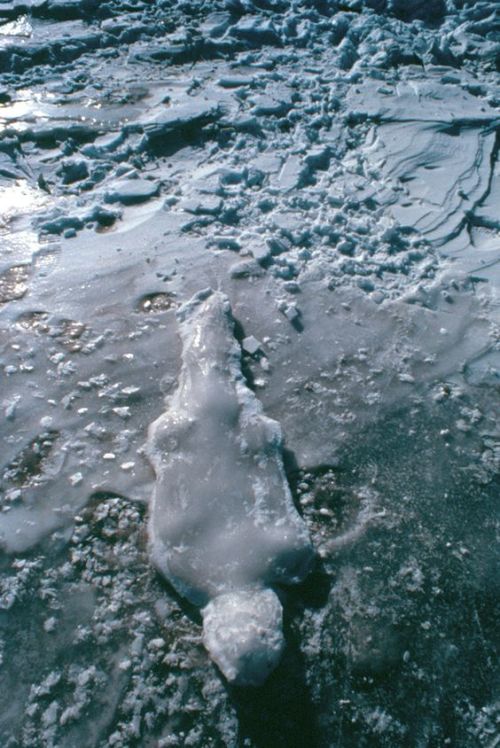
[146,289,314,686]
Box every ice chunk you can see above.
[274,156,303,193]
[229,259,264,279]
[146,290,314,684]
[242,335,262,355]
[105,179,159,206]
[140,100,220,141]
[217,76,254,89]
[202,589,284,687]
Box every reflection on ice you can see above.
[0,89,58,128]
[0,180,47,226]
[0,16,32,40]
[0,180,47,263]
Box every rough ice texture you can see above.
[146,289,314,685]
[202,589,284,687]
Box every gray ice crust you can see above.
[146,289,314,686]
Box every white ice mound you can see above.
[202,589,284,687]
[146,288,314,683]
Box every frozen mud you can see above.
[0,0,499,745]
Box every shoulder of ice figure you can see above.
[146,407,195,456]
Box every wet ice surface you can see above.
[0,0,499,745]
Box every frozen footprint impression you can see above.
[146,289,314,686]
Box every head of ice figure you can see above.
[201,589,285,687]
[180,291,236,366]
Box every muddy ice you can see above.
[0,1,499,746]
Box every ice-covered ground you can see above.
[0,0,498,745]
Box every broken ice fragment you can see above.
[146,289,314,686]
[242,335,262,356]
[69,472,83,486]
[202,589,284,687]
[278,300,300,323]
[105,179,159,206]
[112,406,131,419]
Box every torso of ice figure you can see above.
[146,291,313,607]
